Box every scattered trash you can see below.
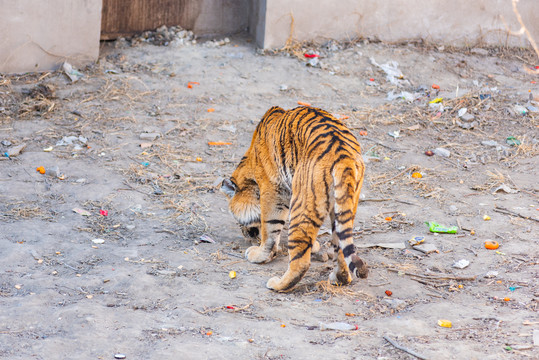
[432,84,440,90]
[479,94,491,100]
[484,270,498,278]
[483,215,491,221]
[458,108,468,117]
[306,57,320,67]
[438,319,452,328]
[411,172,422,178]
[99,210,108,216]
[513,104,528,115]
[139,132,160,141]
[73,208,91,216]
[433,147,451,157]
[196,157,203,162]
[484,240,499,250]
[62,62,84,82]
[385,290,393,296]
[382,298,406,310]
[36,166,46,174]
[207,108,215,113]
[141,162,150,167]
[187,81,199,89]
[457,111,477,129]
[304,53,319,58]
[414,243,439,254]
[229,270,237,279]
[199,234,216,243]
[369,58,407,86]
[508,286,521,292]
[506,136,521,146]
[387,91,418,102]
[43,146,54,152]
[207,141,232,146]
[453,259,470,269]
[92,239,105,244]
[297,101,312,107]
[388,130,401,139]
[279,84,288,91]
[385,216,393,221]
[527,104,539,113]
[217,124,237,133]
[424,150,434,156]
[503,297,511,302]
[359,131,368,136]
[152,184,163,195]
[429,97,443,104]
[408,236,425,246]
[1,143,26,158]
[356,242,405,249]
[319,322,358,331]
[426,221,458,233]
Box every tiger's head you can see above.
[221,175,261,243]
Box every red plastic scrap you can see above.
[304,53,319,58]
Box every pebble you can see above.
[139,132,160,141]
[382,298,406,310]
[433,147,450,157]
[452,259,470,269]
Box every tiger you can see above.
[221,106,368,292]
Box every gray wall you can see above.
[0,0,102,73]
[257,0,539,49]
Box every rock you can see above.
[452,259,470,269]
[139,132,160,141]
[434,147,450,157]
[484,270,498,278]
[414,243,438,254]
[382,298,406,310]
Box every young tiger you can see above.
[221,106,368,292]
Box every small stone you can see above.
[414,243,438,254]
[139,132,160,141]
[484,270,498,278]
[452,259,470,269]
[471,48,489,56]
[434,148,450,157]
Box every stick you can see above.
[371,166,418,187]
[383,336,428,360]
[387,268,476,281]
[362,136,407,152]
[493,205,539,222]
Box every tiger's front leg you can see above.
[245,190,289,264]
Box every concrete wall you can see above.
[0,0,102,74]
[257,0,539,49]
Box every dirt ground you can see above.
[1,31,538,359]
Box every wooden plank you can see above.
[100,0,199,40]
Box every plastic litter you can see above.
[513,104,527,115]
[438,319,452,328]
[385,290,393,296]
[2,143,26,158]
[506,136,521,146]
[319,322,358,331]
[228,270,237,279]
[414,243,438,254]
[408,236,425,246]
[62,62,84,82]
[369,58,407,86]
[199,234,216,243]
[484,240,499,250]
[425,221,458,233]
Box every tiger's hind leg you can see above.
[329,163,368,285]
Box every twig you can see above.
[493,205,539,222]
[387,268,476,281]
[383,336,428,360]
[371,166,418,187]
[501,0,539,59]
[362,136,407,152]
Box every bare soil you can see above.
[1,34,538,359]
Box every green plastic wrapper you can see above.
[425,221,458,234]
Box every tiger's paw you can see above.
[312,240,321,254]
[329,269,352,286]
[266,276,282,291]
[245,246,274,264]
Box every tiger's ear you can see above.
[220,178,237,198]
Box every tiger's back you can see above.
[221,106,368,291]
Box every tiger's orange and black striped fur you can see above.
[221,106,368,291]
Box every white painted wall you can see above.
[0,0,102,73]
[259,0,539,49]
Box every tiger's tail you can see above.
[330,157,368,284]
